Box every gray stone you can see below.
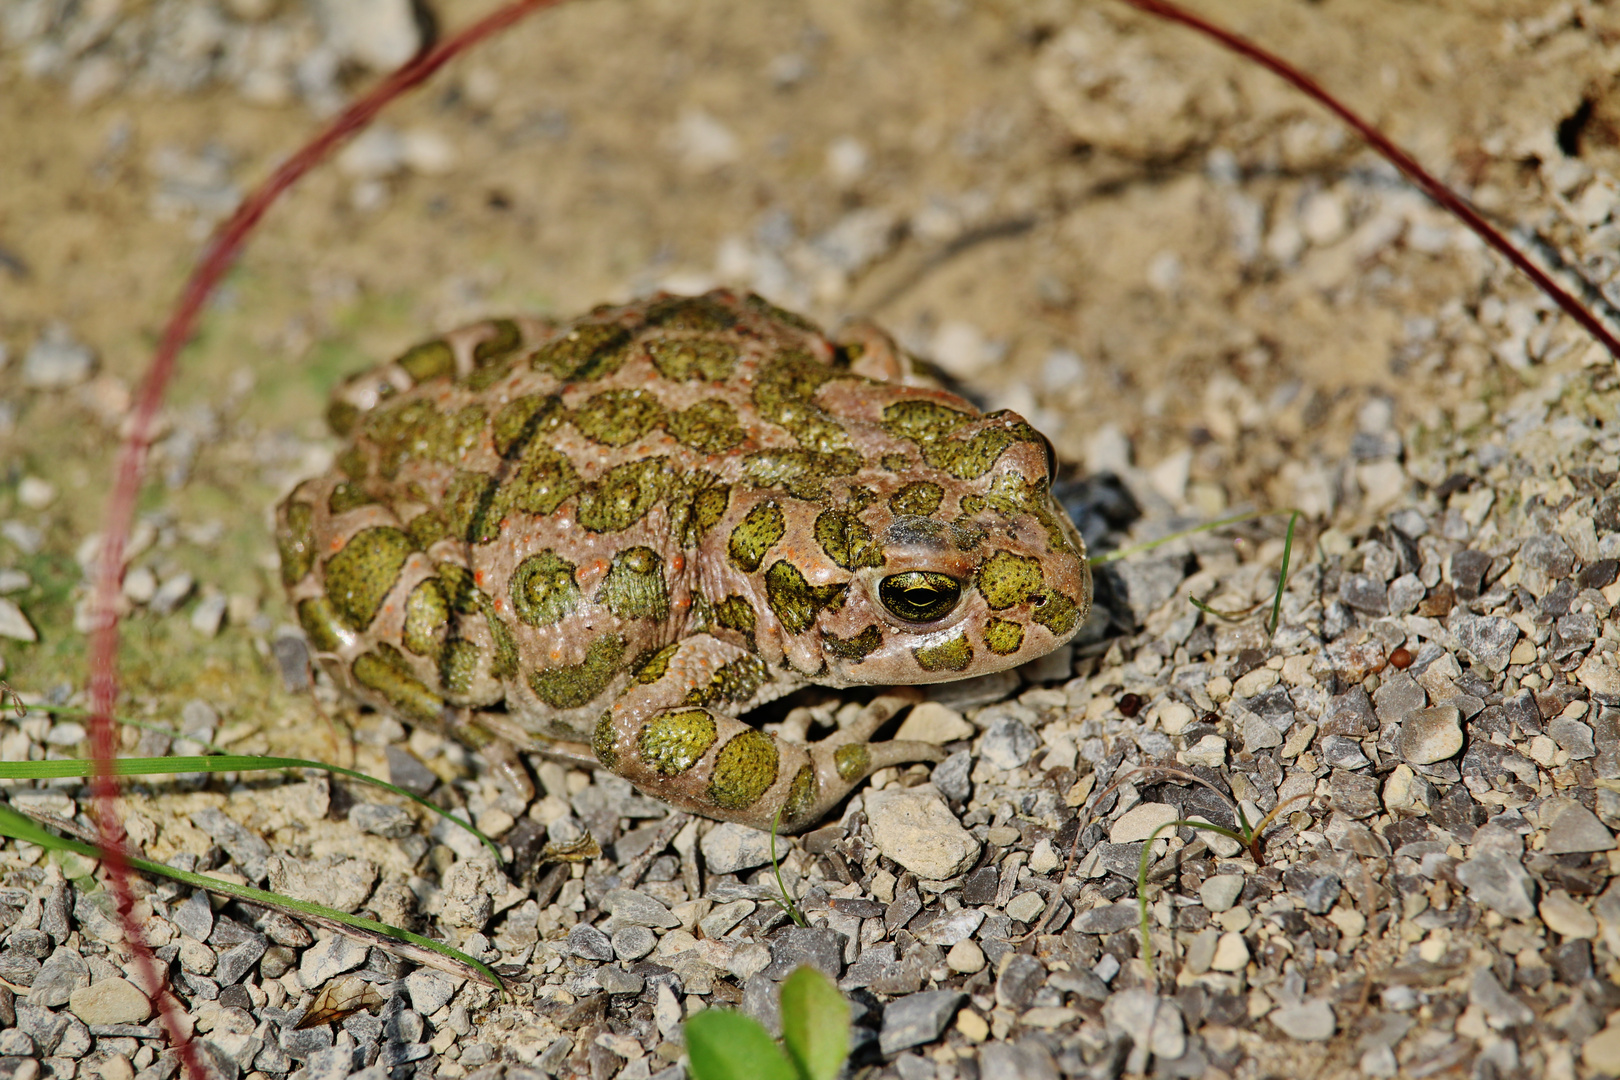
[22,325,96,390]
[979,716,1039,770]
[1339,574,1388,614]
[1372,673,1426,724]
[1387,574,1426,615]
[698,899,756,939]
[1470,968,1533,1029]
[302,1045,363,1080]
[67,979,151,1025]
[1544,800,1616,854]
[596,966,644,995]
[879,990,965,1055]
[349,802,414,838]
[1549,717,1597,759]
[0,599,36,643]
[1071,901,1139,935]
[866,786,980,880]
[1450,549,1493,595]
[603,889,680,930]
[213,936,266,986]
[1329,770,1381,819]
[994,954,1045,1009]
[1521,534,1575,578]
[1448,612,1519,673]
[1112,557,1187,620]
[979,1040,1060,1080]
[403,970,455,1016]
[932,749,973,803]
[1282,867,1341,915]
[700,822,776,875]
[1400,706,1463,764]
[1199,876,1244,914]
[173,891,214,942]
[384,746,438,796]
[766,927,844,980]
[26,948,87,1007]
[962,866,1000,906]
[1242,713,1283,751]
[914,908,984,948]
[267,855,377,915]
[16,1003,68,1054]
[187,808,272,882]
[1317,735,1369,770]
[611,926,656,962]
[1270,998,1336,1041]
[298,934,369,985]
[565,923,613,961]
[1320,687,1378,737]
[313,0,421,71]
[1455,853,1537,920]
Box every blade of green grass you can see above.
[770,805,808,928]
[1266,511,1301,635]
[0,802,505,991]
[1136,818,1249,981]
[0,755,501,862]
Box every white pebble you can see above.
[17,477,56,510]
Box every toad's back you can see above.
[277,290,1089,829]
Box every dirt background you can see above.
[1,0,1619,898]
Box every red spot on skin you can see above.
[672,554,685,572]
[330,539,344,551]
[474,570,485,585]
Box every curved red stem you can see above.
[83,2,564,1074]
[1117,0,1620,359]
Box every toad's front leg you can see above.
[592,633,944,832]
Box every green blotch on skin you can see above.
[783,765,818,823]
[632,643,681,685]
[880,453,911,472]
[327,482,373,515]
[742,448,862,502]
[361,399,488,480]
[714,595,757,638]
[336,446,368,481]
[913,632,973,672]
[889,481,944,517]
[751,354,851,454]
[685,655,772,707]
[668,474,731,548]
[594,711,619,770]
[823,624,882,661]
[764,560,847,636]
[504,444,583,518]
[296,596,345,653]
[472,319,521,365]
[728,501,785,573]
[573,388,666,447]
[576,457,669,534]
[277,501,315,587]
[647,338,739,382]
[530,633,627,709]
[327,400,361,438]
[353,644,443,723]
[708,729,780,811]
[397,338,454,382]
[881,399,972,444]
[834,743,870,783]
[644,295,738,332]
[533,323,632,381]
[510,550,581,627]
[405,509,448,549]
[667,398,746,453]
[1034,589,1082,637]
[977,550,1045,610]
[403,577,450,656]
[442,470,504,544]
[324,526,414,631]
[438,563,519,681]
[814,509,883,570]
[744,292,821,333]
[492,394,567,458]
[983,618,1025,656]
[639,709,719,776]
[596,546,670,621]
[882,401,1039,480]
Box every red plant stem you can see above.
[83,2,564,1074]
[1117,0,1620,359]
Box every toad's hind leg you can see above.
[592,636,945,831]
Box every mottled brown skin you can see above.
[277,290,1090,831]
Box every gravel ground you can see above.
[5,2,1620,1079]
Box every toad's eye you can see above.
[879,571,963,623]
[1037,431,1058,485]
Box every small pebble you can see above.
[946,939,986,974]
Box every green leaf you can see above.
[779,966,849,1080]
[685,1009,798,1080]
